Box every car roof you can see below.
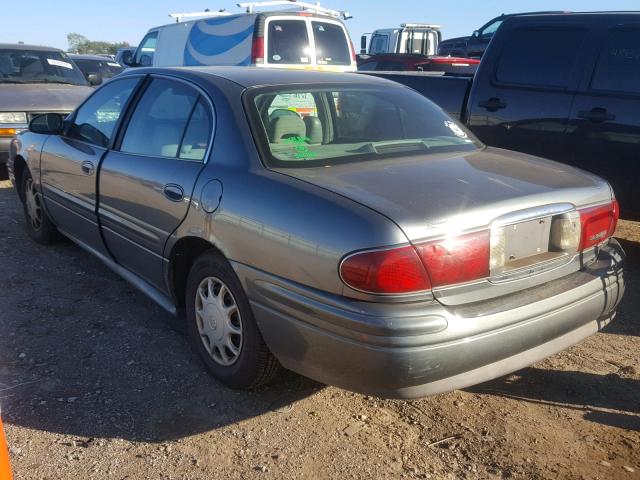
[131,66,396,89]
[68,54,117,61]
[0,43,62,52]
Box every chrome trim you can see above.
[491,203,575,227]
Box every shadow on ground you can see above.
[0,181,322,443]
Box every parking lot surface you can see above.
[0,178,638,480]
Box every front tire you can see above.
[185,251,280,389]
[21,170,61,245]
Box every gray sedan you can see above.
[8,67,625,398]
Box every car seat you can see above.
[269,115,306,143]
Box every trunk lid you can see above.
[277,147,611,242]
[277,147,613,304]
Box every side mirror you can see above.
[87,73,103,86]
[139,54,152,67]
[360,35,367,54]
[29,113,65,135]
[472,30,480,38]
[121,50,134,66]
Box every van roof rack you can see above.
[169,10,232,22]
[400,23,441,29]
[237,1,352,20]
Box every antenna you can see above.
[237,1,352,20]
[169,9,232,22]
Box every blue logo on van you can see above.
[184,15,256,66]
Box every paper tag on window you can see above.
[107,62,121,67]
[47,58,74,69]
[300,57,309,63]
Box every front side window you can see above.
[68,77,139,147]
[135,32,158,67]
[480,19,503,38]
[312,22,351,65]
[121,79,199,158]
[496,28,587,88]
[248,86,479,167]
[267,20,310,64]
[591,30,640,94]
[0,48,87,86]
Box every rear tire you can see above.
[185,250,280,389]
[21,170,61,245]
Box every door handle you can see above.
[577,107,615,123]
[80,161,95,175]
[163,184,184,202]
[478,97,507,112]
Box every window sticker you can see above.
[47,58,74,69]
[300,56,309,63]
[444,120,468,139]
[273,54,282,61]
[283,136,317,159]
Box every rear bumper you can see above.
[237,240,625,399]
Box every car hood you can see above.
[0,83,92,112]
[275,147,612,241]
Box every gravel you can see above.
[1,179,638,479]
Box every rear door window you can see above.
[496,28,587,88]
[120,79,199,158]
[267,20,311,65]
[591,29,640,94]
[312,22,351,65]
[179,99,213,161]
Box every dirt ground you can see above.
[0,178,638,480]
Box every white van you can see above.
[125,1,356,72]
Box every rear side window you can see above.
[496,28,587,88]
[267,20,310,64]
[312,22,351,65]
[68,77,139,147]
[121,79,198,158]
[591,30,640,94]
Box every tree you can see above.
[66,33,88,53]
[66,33,130,55]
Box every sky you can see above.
[3,0,640,50]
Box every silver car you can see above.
[8,67,625,399]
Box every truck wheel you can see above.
[21,170,61,245]
[185,251,280,389]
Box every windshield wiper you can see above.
[0,79,27,84]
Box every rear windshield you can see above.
[0,48,87,85]
[267,20,311,65]
[248,85,479,168]
[312,22,350,65]
[266,19,351,65]
[73,58,124,79]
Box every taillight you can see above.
[340,245,431,294]
[415,231,490,287]
[340,231,491,294]
[251,36,264,64]
[349,41,357,62]
[579,200,618,250]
